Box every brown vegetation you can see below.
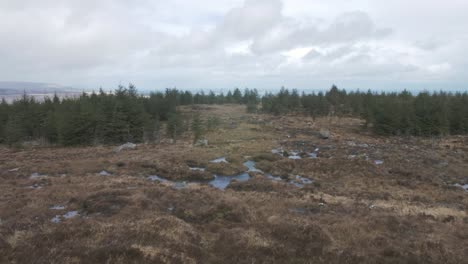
[1,104,467,263]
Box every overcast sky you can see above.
[1,0,467,92]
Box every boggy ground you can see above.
[0,104,467,264]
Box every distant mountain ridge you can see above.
[0,81,79,95]
[0,81,82,102]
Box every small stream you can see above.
[146,159,313,190]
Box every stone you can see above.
[319,130,330,139]
[99,170,111,176]
[194,139,208,146]
[114,142,137,152]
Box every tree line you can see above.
[0,85,258,146]
[1,84,468,146]
[262,85,468,136]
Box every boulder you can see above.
[114,142,137,152]
[319,130,330,139]
[194,139,208,147]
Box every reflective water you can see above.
[210,157,228,163]
[244,160,263,173]
[63,211,79,219]
[145,159,312,190]
[147,175,169,182]
[189,167,206,171]
[209,173,250,190]
[49,205,66,210]
[454,183,468,192]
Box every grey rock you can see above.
[194,139,208,146]
[114,142,137,152]
[319,130,330,139]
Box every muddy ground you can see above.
[0,104,467,263]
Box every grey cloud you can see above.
[216,0,283,40]
[252,11,392,54]
[0,0,465,90]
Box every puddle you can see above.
[63,211,79,219]
[30,172,46,179]
[308,153,317,158]
[374,160,384,165]
[289,175,313,188]
[243,160,263,173]
[209,173,250,190]
[296,175,313,184]
[49,205,66,210]
[28,183,43,189]
[173,181,188,190]
[51,210,79,223]
[454,183,468,192]
[147,175,169,183]
[265,174,283,181]
[148,175,189,189]
[271,148,284,156]
[145,159,310,191]
[288,155,302,160]
[210,157,228,163]
[189,167,206,171]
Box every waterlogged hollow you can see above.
[49,205,66,210]
[209,173,250,190]
[145,159,313,190]
[147,175,169,183]
[244,160,263,173]
[210,157,228,163]
[454,183,468,192]
[189,167,206,171]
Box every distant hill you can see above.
[0,81,81,102]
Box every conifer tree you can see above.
[191,114,204,143]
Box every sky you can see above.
[1,0,467,92]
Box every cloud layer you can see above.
[0,0,467,91]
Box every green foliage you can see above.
[262,86,468,137]
[166,112,183,143]
[1,84,468,147]
[206,116,221,131]
[191,114,204,143]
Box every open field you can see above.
[1,104,467,263]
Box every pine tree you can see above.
[167,112,183,143]
[191,114,204,143]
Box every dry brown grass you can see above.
[1,104,467,263]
